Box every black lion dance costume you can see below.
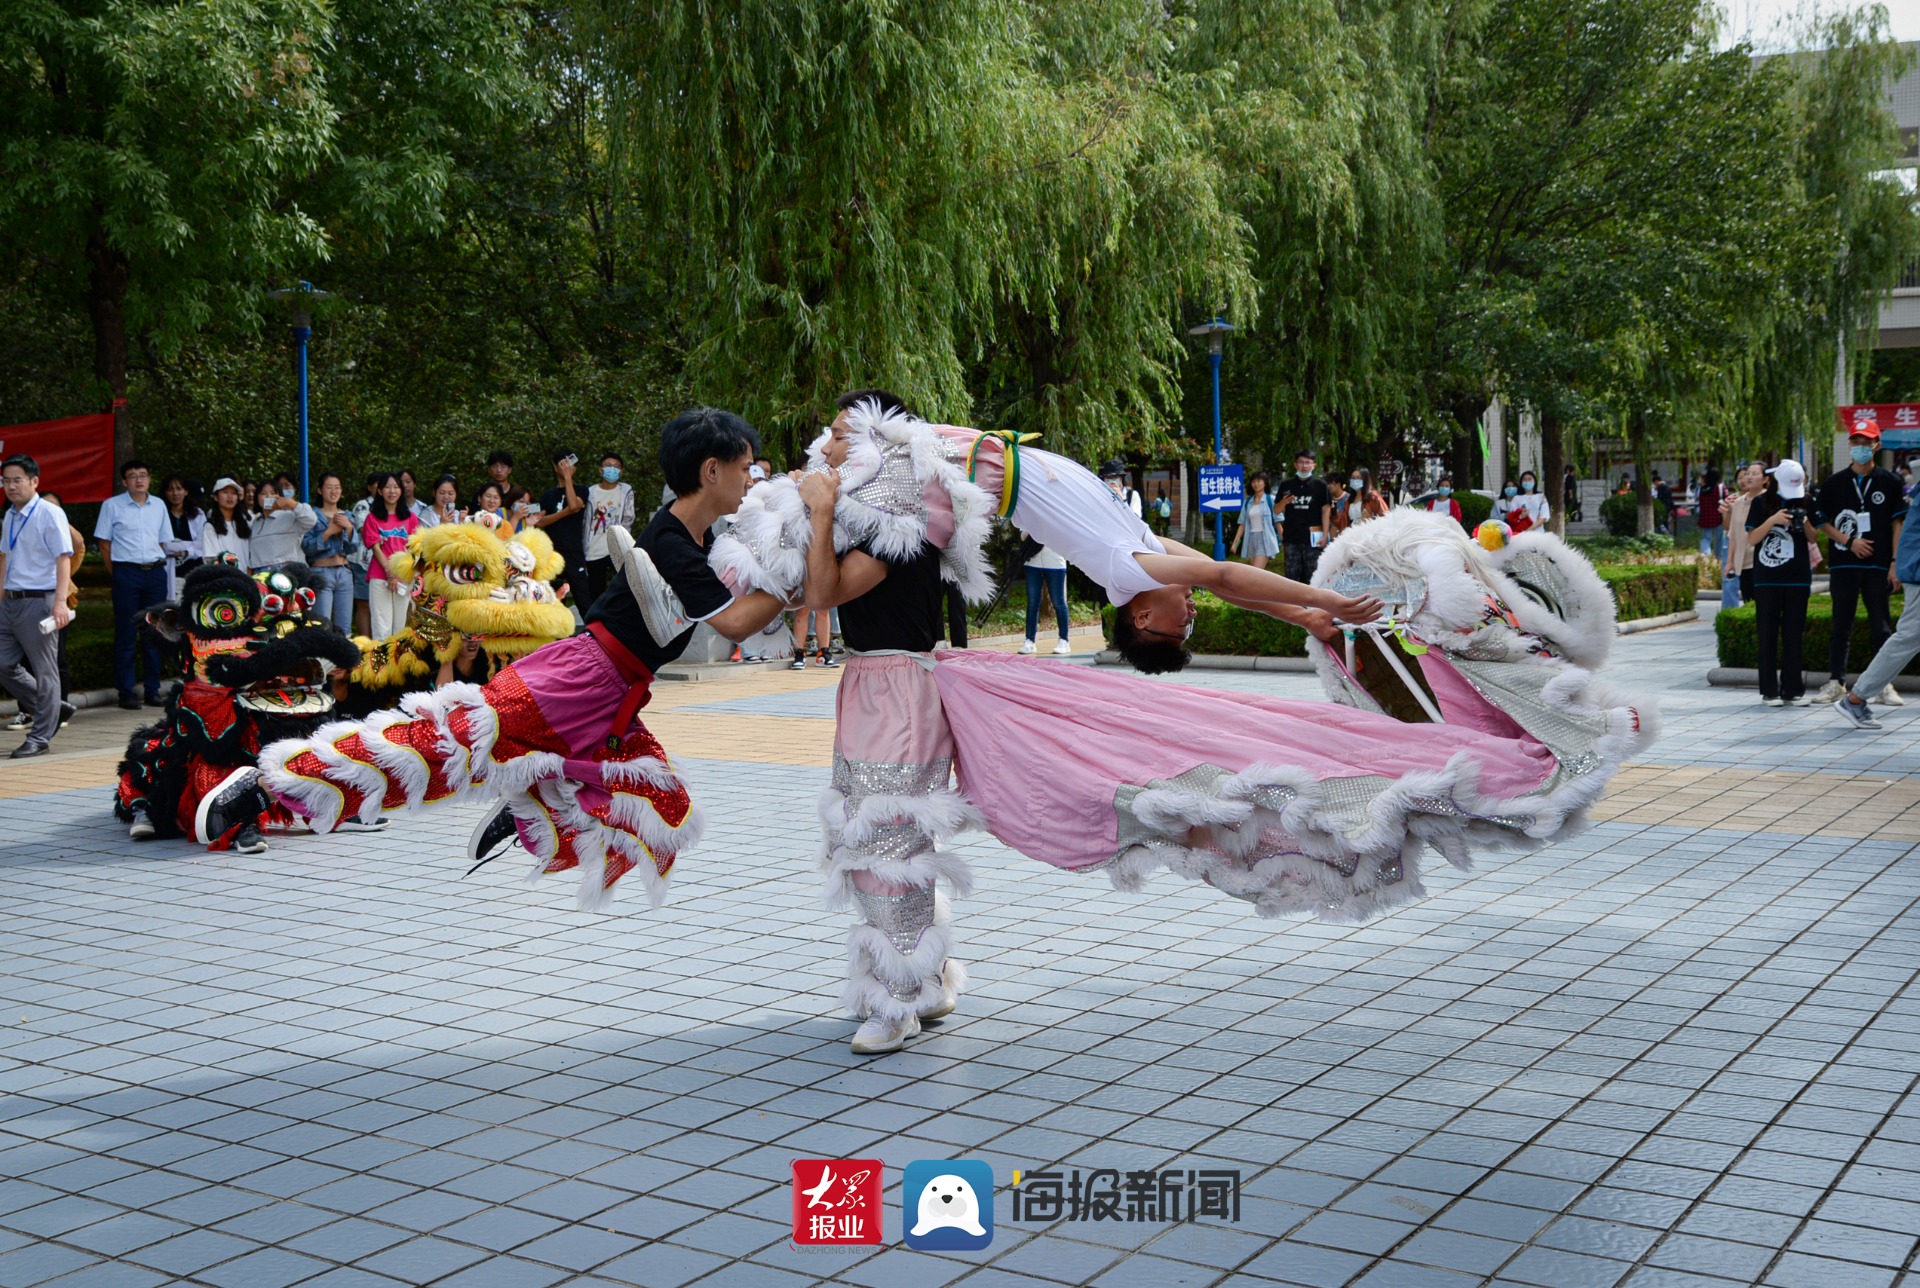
[114,562,362,854]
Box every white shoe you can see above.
[1817,679,1846,704]
[1785,694,1811,706]
[1763,697,1784,707]
[607,526,691,646]
[1879,685,1906,707]
[917,970,959,1022]
[1052,638,1072,656]
[850,1011,919,1055]
[128,818,156,841]
[1017,640,1036,655]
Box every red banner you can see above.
[1838,403,1920,435]
[0,414,115,502]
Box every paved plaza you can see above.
[3,618,1919,1288]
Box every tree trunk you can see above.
[1448,392,1487,491]
[1542,413,1567,536]
[85,211,132,465]
[1629,410,1654,535]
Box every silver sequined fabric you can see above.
[832,754,953,807]
[840,442,926,524]
[852,885,935,954]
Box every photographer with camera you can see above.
[1747,460,1822,706]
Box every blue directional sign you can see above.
[1197,464,1244,512]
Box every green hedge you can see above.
[1598,565,1696,622]
[1457,491,1493,532]
[1601,492,1668,537]
[1716,595,1913,674]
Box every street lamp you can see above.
[266,283,331,499]
[1188,315,1235,559]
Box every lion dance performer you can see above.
[250,409,789,908]
[116,561,362,854]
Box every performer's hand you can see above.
[1292,606,1337,643]
[1322,590,1384,625]
[799,470,839,514]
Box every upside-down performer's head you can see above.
[1111,584,1196,674]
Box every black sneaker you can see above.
[230,824,268,855]
[117,694,142,712]
[465,804,519,875]
[4,712,26,731]
[58,701,75,729]
[194,767,270,845]
[788,653,807,671]
[818,650,838,668]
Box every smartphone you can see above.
[563,453,579,467]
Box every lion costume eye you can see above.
[444,565,482,585]
[195,592,251,631]
[504,542,536,574]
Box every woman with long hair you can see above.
[1333,467,1390,536]
[1232,470,1279,570]
[159,473,204,597]
[301,472,360,632]
[424,474,463,528]
[200,478,252,570]
[361,472,420,638]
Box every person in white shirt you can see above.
[0,454,75,756]
[94,458,175,709]
[927,428,1382,674]
[159,474,205,599]
[1510,470,1551,532]
[200,478,253,570]
[583,451,637,612]
[248,478,318,573]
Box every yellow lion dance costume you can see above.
[349,517,577,701]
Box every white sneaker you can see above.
[917,970,959,1022]
[1763,697,1784,707]
[850,1011,919,1055]
[1017,640,1036,655]
[1817,679,1846,704]
[1052,639,1072,656]
[607,526,691,646]
[1785,694,1811,706]
[128,818,156,841]
[1878,685,1906,707]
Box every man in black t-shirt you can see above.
[797,389,978,1056]
[257,409,788,902]
[1814,427,1907,706]
[533,447,588,608]
[1277,450,1331,583]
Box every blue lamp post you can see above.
[266,283,331,500]
[1188,316,1235,559]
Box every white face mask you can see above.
[1296,469,1313,479]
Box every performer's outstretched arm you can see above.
[706,589,788,642]
[1139,540,1382,627]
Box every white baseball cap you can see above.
[1766,459,1807,500]
[211,476,242,496]
[748,464,767,482]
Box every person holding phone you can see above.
[249,478,318,575]
[421,473,463,528]
[1748,460,1821,707]
[534,447,588,607]
[361,473,420,638]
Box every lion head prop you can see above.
[351,518,575,693]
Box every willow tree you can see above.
[1747,10,1920,461]
[1185,0,1447,466]
[592,0,1250,458]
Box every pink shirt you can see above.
[361,511,419,581]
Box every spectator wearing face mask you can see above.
[1815,428,1906,708]
[1722,463,1765,610]
[583,451,636,612]
[1509,471,1549,532]
[1833,457,1920,729]
[1426,475,1464,526]
[1332,467,1390,536]
[1277,450,1331,582]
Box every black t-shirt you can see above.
[1277,475,1330,545]
[1747,493,1812,588]
[1813,467,1904,570]
[837,540,945,653]
[539,485,586,561]
[586,504,732,671]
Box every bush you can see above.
[1598,565,1695,622]
[1716,595,1914,673]
[1457,491,1493,532]
[1601,492,1667,537]
[1102,590,1308,657]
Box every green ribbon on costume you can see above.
[967,429,1041,518]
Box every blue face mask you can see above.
[1438,487,1452,498]
[1349,478,1363,490]
[602,466,622,482]
[1504,486,1517,498]
[1522,480,1535,492]
[1850,445,1875,466]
